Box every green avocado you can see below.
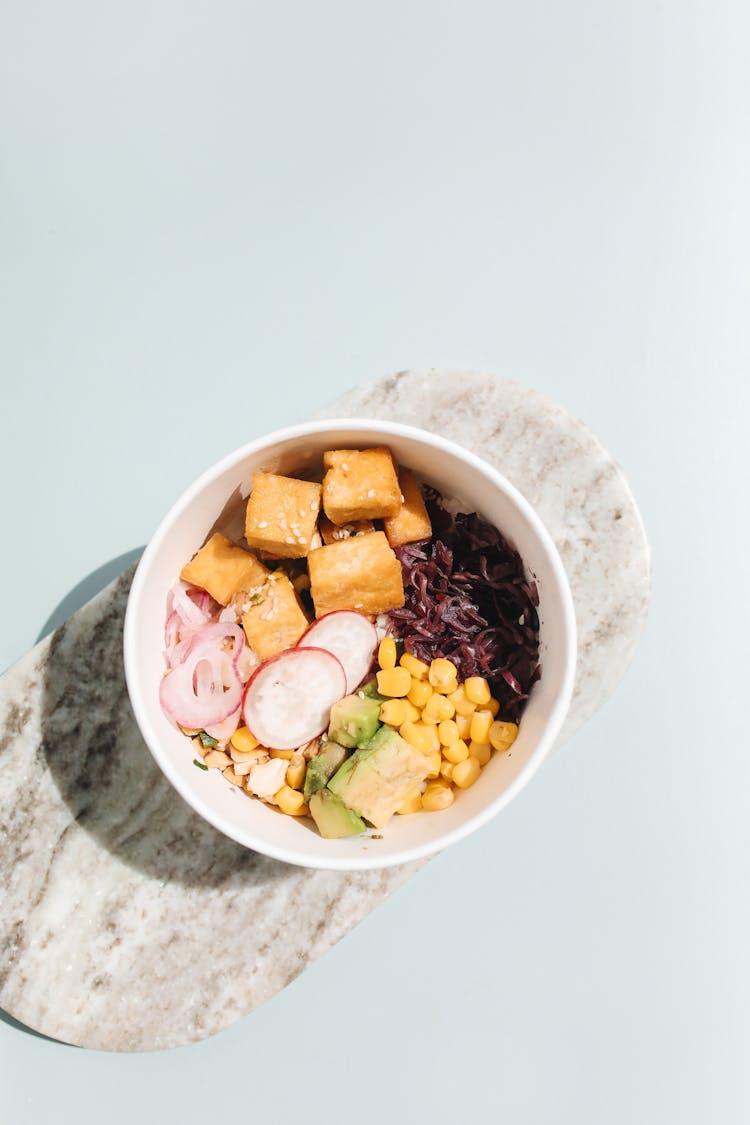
[328,726,431,828]
[328,693,381,748]
[308,789,366,839]
[303,740,348,799]
[359,676,387,703]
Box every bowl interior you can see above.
[125,422,575,869]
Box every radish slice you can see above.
[297,611,378,693]
[242,647,346,750]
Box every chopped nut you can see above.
[223,765,244,786]
[204,749,232,770]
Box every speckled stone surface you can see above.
[0,371,649,1051]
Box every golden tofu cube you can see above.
[383,469,432,547]
[308,531,405,617]
[322,447,401,524]
[245,473,322,559]
[180,533,269,606]
[241,571,310,661]
[319,516,375,545]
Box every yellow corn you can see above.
[428,658,458,693]
[489,720,519,752]
[402,699,421,723]
[378,636,397,670]
[439,760,454,782]
[422,783,455,811]
[399,721,437,755]
[487,697,500,717]
[376,666,412,697]
[427,749,442,778]
[396,787,423,815]
[270,748,295,760]
[470,709,493,744]
[286,755,306,790]
[422,692,455,724]
[453,757,481,789]
[443,739,470,765]
[448,686,476,717]
[438,719,460,746]
[380,698,409,727]
[400,652,429,680]
[464,676,491,705]
[455,712,473,740]
[469,740,491,766]
[407,678,433,709]
[231,726,260,753]
[276,785,309,816]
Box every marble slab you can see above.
[0,370,650,1051]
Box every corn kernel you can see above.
[376,666,412,697]
[396,787,423,815]
[427,749,441,778]
[455,712,472,739]
[407,678,433,709]
[439,760,454,782]
[276,785,309,816]
[400,652,429,680]
[428,658,458,693]
[489,720,519,752]
[422,693,455,724]
[286,754,306,790]
[470,709,493,744]
[453,757,481,789]
[399,721,437,755]
[443,739,470,764]
[438,719,460,746]
[270,748,295,760]
[380,698,409,727]
[231,726,259,753]
[402,699,421,723]
[469,740,491,766]
[448,687,476,717]
[421,783,455,811]
[464,676,491,705]
[378,636,397,670]
[487,697,500,717]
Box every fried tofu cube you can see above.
[241,571,310,660]
[308,531,405,617]
[383,469,432,547]
[180,533,269,606]
[245,473,322,559]
[322,447,401,524]
[319,516,376,545]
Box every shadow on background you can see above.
[35,547,146,645]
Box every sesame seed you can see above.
[400,494,405,503]
[354,602,364,608]
[285,536,295,544]
[258,520,268,528]
[367,489,375,498]
[341,462,349,471]
[297,536,306,544]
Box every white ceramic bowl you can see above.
[124,420,576,870]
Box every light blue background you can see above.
[1,2,748,1122]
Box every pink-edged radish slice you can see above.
[242,647,346,750]
[297,611,378,693]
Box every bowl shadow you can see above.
[39,560,294,892]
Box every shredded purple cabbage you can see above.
[389,491,541,720]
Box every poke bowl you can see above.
[123,419,576,870]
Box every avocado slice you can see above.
[308,789,366,839]
[328,726,431,828]
[303,740,349,799]
[359,675,387,703]
[328,693,381,749]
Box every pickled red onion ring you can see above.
[159,623,245,729]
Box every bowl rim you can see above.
[124,418,577,870]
